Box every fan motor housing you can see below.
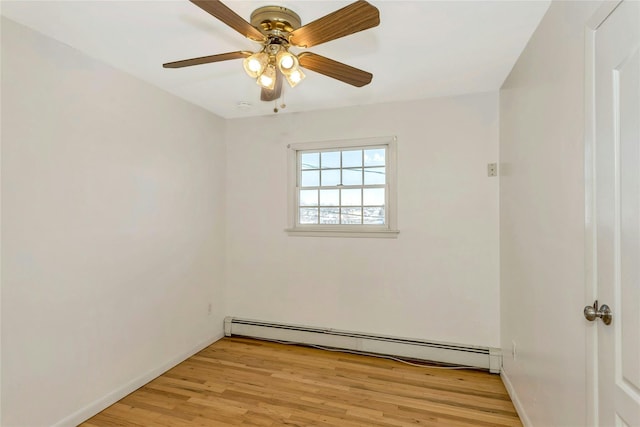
[250,6,301,37]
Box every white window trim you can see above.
[285,136,399,238]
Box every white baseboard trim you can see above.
[52,332,225,427]
[501,370,532,427]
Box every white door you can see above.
[593,0,640,425]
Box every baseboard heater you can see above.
[224,317,501,373]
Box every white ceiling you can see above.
[1,0,550,119]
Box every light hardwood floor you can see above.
[81,337,522,427]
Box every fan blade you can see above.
[190,0,265,42]
[298,52,372,87]
[163,51,251,68]
[261,71,284,102]
[289,0,379,48]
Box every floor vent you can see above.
[224,317,501,373]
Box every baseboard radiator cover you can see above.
[224,317,501,373]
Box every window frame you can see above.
[286,136,399,238]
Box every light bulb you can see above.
[248,58,262,72]
[259,74,273,87]
[280,55,294,69]
[243,52,268,78]
[276,50,299,75]
[257,65,276,90]
[285,68,305,87]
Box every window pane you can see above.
[342,189,361,206]
[364,167,385,185]
[319,208,339,224]
[299,208,318,224]
[342,168,362,186]
[364,149,385,166]
[301,170,319,187]
[342,150,362,167]
[321,151,340,169]
[364,207,385,225]
[293,140,394,232]
[363,188,385,206]
[341,207,362,224]
[301,152,319,170]
[299,189,318,206]
[319,189,339,206]
[321,169,340,187]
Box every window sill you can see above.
[285,228,400,238]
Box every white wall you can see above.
[225,92,500,348]
[1,18,227,426]
[499,1,601,426]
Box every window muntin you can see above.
[296,147,387,226]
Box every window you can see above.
[287,136,398,238]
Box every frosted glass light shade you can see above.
[243,52,268,78]
[285,68,305,87]
[257,64,276,90]
[276,50,298,75]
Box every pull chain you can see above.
[280,86,286,110]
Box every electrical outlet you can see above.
[488,163,498,177]
[511,340,517,360]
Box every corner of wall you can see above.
[500,370,532,427]
[51,332,225,427]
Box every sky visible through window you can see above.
[298,147,386,225]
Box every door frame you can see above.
[584,1,624,425]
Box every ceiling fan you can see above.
[163,0,380,103]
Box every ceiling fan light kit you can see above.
[244,40,306,90]
[163,0,380,106]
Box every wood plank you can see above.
[80,337,522,427]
